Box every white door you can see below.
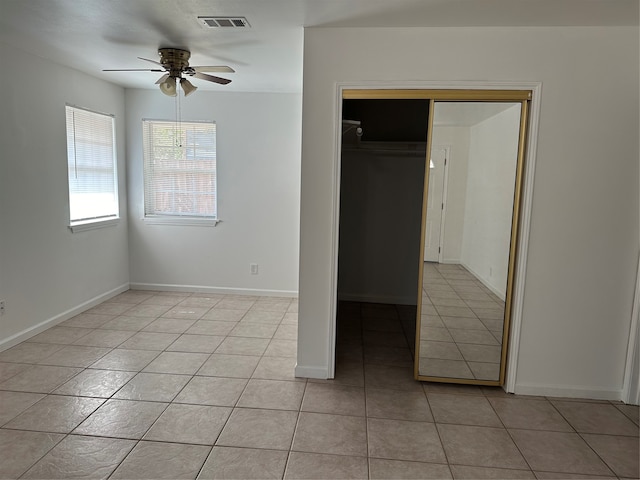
[424,147,447,261]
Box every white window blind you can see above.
[65,105,118,224]
[143,120,217,219]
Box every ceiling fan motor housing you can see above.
[158,48,191,77]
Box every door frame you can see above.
[327,81,542,392]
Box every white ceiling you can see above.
[1,0,637,93]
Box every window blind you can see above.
[65,105,118,223]
[143,120,217,219]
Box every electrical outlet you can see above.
[250,263,259,275]
[0,300,5,315]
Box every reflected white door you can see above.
[424,148,447,261]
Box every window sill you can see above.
[69,217,120,233]
[143,216,221,227]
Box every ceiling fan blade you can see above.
[193,72,232,85]
[103,68,164,72]
[192,66,235,73]
[155,74,170,85]
[138,56,163,66]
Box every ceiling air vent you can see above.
[198,17,250,28]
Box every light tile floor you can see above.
[0,290,636,479]
[419,262,507,381]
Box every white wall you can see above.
[461,105,521,297]
[126,90,301,295]
[0,45,129,348]
[297,26,639,399]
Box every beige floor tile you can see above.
[74,399,168,439]
[72,329,135,348]
[468,362,500,381]
[440,316,486,330]
[252,356,302,381]
[449,465,535,479]
[186,320,237,336]
[144,403,231,445]
[422,382,483,396]
[488,397,573,431]
[54,369,135,397]
[0,390,45,425]
[0,429,64,479]
[435,306,477,318]
[216,407,298,450]
[214,299,255,311]
[366,387,432,422]
[0,361,32,382]
[142,351,209,375]
[22,435,135,479]
[551,400,639,436]
[508,429,613,476]
[240,310,285,324]
[309,362,364,387]
[174,376,247,406]
[421,341,464,361]
[264,338,297,357]
[428,393,501,427]
[124,304,172,318]
[86,302,133,316]
[199,446,288,479]
[368,418,446,463]
[179,295,224,308]
[293,412,367,457]
[0,343,64,364]
[99,315,156,331]
[215,336,269,356]
[363,330,409,348]
[457,344,501,363]
[89,348,159,371]
[166,334,225,353]
[274,323,298,340]
[364,364,423,391]
[60,313,115,328]
[3,395,104,433]
[301,382,365,416]
[0,365,83,393]
[197,353,260,378]
[437,424,528,469]
[237,378,305,410]
[582,433,640,478]
[140,294,186,306]
[26,326,94,345]
[228,322,278,339]
[615,403,639,425]
[111,441,210,479]
[118,332,180,351]
[533,472,616,479]
[284,452,368,479]
[107,291,153,304]
[36,345,111,367]
[113,372,190,402]
[369,458,452,479]
[141,317,197,334]
[200,309,246,322]
[364,345,413,368]
[162,306,210,320]
[419,358,474,379]
[421,326,454,343]
[282,312,298,324]
[446,328,499,345]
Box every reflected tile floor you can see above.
[0,290,636,479]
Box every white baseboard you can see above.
[338,292,416,306]
[514,382,622,401]
[0,283,130,352]
[295,364,330,379]
[460,262,506,302]
[130,283,298,298]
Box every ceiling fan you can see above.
[103,48,234,96]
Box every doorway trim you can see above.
[327,81,542,392]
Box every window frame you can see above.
[65,104,120,232]
[142,119,219,227]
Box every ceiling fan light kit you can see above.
[103,47,234,96]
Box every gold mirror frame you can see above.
[342,89,531,386]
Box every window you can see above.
[142,120,217,223]
[65,105,119,228]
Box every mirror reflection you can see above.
[417,101,522,381]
